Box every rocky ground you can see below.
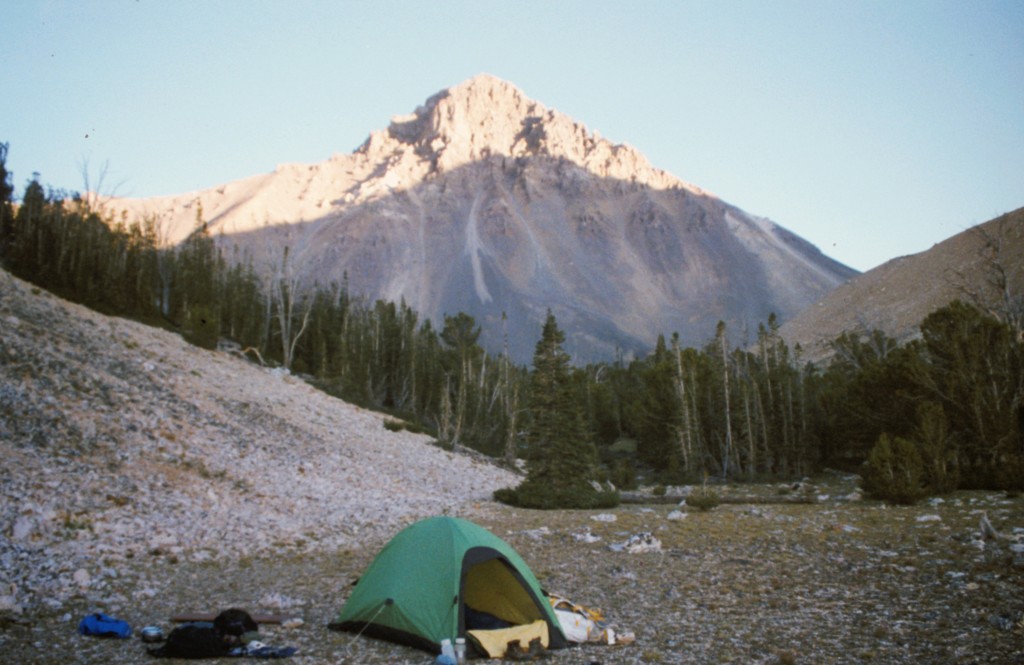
[2,269,1024,664]
[3,480,1024,665]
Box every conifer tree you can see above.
[0,143,14,262]
[495,310,615,508]
[915,301,1023,488]
[861,433,926,505]
[177,215,221,349]
[633,334,680,473]
[439,312,482,448]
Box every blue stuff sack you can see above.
[78,612,132,638]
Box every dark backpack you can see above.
[146,623,228,659]
[213,608,259,642]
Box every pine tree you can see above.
[495,310,616,509]
[633,334,680,474]
[914,301,1023,488]
[0,143,14,262]
[439,312,482,449]
[861,433,926,505]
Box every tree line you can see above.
[2,144,1021,505]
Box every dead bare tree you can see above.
[501,312,520,465]
[78,156,126,219]
[717,321,734,478]
[950,218,1024,341]
[672,336,694,471]
[269,244,314,370]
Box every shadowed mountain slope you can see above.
[110,74,858,362]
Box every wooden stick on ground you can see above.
[618,493,817,505]
[170,613,297,624]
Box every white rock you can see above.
[11,516,34,541]
[520,527,550,540]
[666,511,687,521]
[590,513,617,523]
[613,532,662,554]
[258,592,302,609]
[148,534,178,551]
[572,529,602,543]
[72,569,91,590]
[0,594,21,613]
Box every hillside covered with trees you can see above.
[2,143,1022,506]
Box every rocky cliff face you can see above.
[111,74,858,362]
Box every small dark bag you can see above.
[147,623,228,659]
[214,607,259,642]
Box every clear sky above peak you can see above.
[3,0,1022,272]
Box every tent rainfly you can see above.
[329,516,568,654]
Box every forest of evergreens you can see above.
[2,142,1021,506]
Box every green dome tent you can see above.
[329,516,567,654]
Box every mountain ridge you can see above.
[109,74,858,362]
[779,207,1024,361]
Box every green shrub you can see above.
[861,433,927,505]
[383,418,428,434]
[492,487,520,506]
[493,480,620,510]
[685,486,720,512]
[914,402,959,494]
[404,421,426,434]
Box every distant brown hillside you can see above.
[779,207,1024,362]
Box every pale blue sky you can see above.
[3,0,1022,271]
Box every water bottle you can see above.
[441,638,455,660]
[454,637,467,664]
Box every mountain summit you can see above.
[112,74,858,362]
[368,74,687,190]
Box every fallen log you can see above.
[618,493,817,505]
[170,613,297,624]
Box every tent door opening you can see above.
[461,550,546,632]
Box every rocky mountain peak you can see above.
[108,75,857,363]
[357,73,694,192]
